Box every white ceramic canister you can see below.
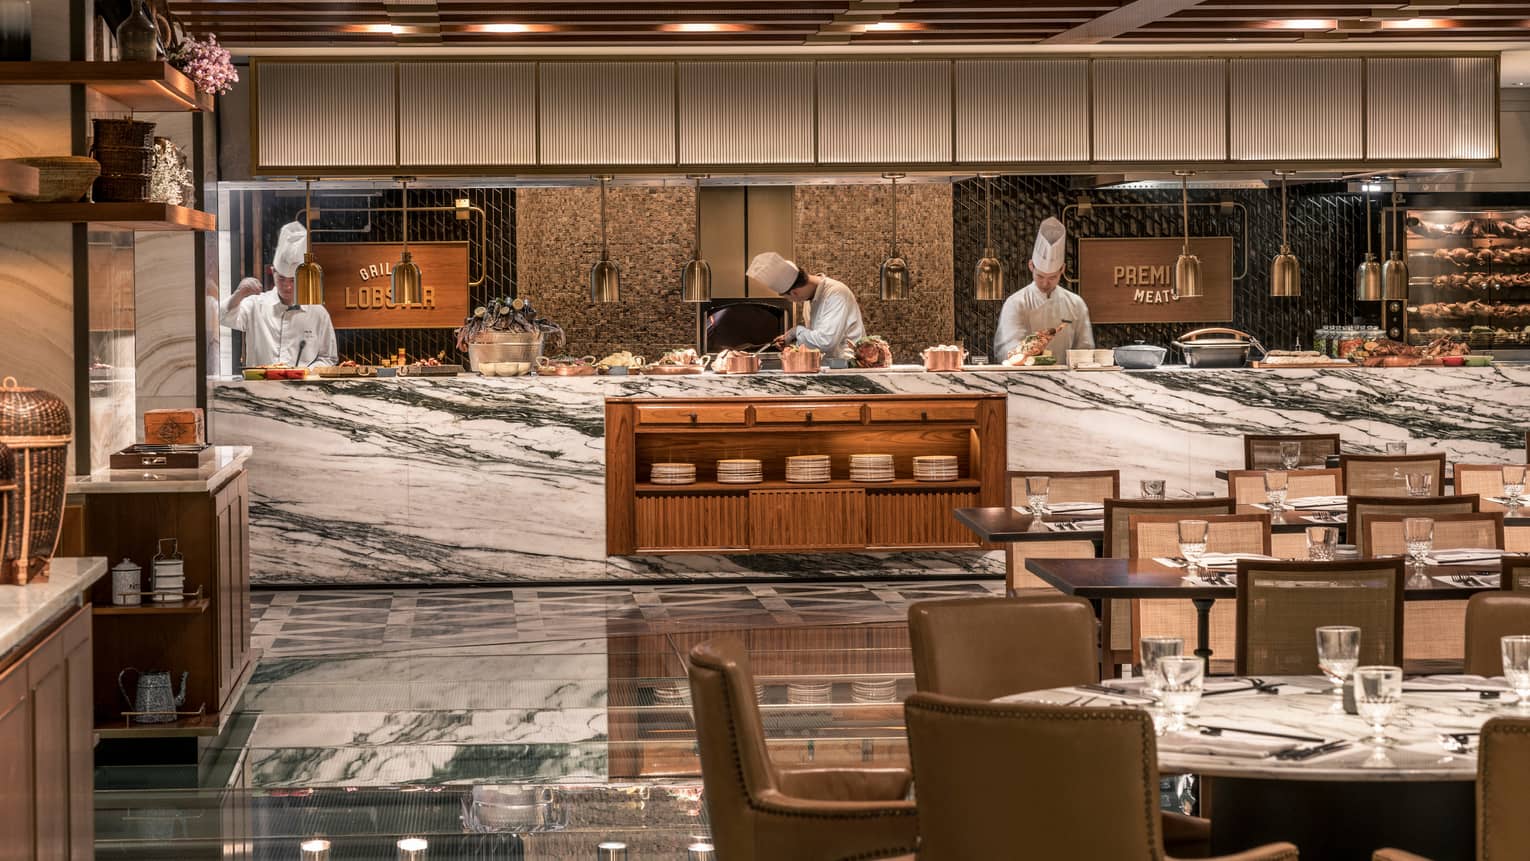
[111,558,142,606]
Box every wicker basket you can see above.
[467,332,544,372]
[92,118,155,149]
[6,156,101,203]
[94,174,152,203]
[0,443,13,587]
[92,144,155,176]
[0,377,72,585]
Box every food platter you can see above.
[640,364,705,375]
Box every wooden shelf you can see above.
[0,61,213,112]
[94,649,258,739]
[0,202,216,231]
[636,478,979,494]
[94,598,209,616]
[0,160,39,198]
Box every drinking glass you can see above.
[1264,471,1289,510]
[1353,665,1403,746]
[1404,517,1434,568]
[1504,465,1527,507]
[1025,475,1051,515]
[1177,520,1209,573]
[1155,655,1204,732]
[1139,636,1184,697]
[1141,479,1166,500]
[1279,441,1302,470]
[1385,442,1408,455]
[1405,472,1433,497]
[1316,625,1361,705]
[1502,635,1530,710]
[1306,526,1338,561]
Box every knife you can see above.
[1276,739,1350,760]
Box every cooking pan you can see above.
[1172,327,1266,369]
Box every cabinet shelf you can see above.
[0,61,213,112]
[635,478,980,494]
[0,202,216,231]
[93,598,209,616]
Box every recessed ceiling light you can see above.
[472,23,551,34]
[1265,18,1337,30]
[659,22,749,33]
[1380,17,1456,28]
[864,21,925,32]
[357,23,405,34]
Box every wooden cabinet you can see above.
[0,605,94,860]
[606,394,1006,555]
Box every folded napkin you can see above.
[1040,501,1105,514]
[1109,677,1260,695]
[1288,496,1349,509]
[1182,574,1238,586]
[1155,553,1275,572]
[1430,548,1505,565]
[1157,730,1303,759]
[1302,512,1347,524]
[1488,496,1530,507]
[1430,573,1501,589]
[1043,518,1104,533]
[1402,674,1509,692]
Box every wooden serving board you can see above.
[395,364,465,376]
[640,365,706,375]
[965,364,1068,372]
[1250,361,1356,369]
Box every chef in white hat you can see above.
[993,217,1094,361]
[221,221,338,369]
[748,251,866,361]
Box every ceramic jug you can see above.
[119,668,187,723]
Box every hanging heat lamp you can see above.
[1356,185,1383,301]
[974,173,1004,301]
[391,177,423,306]
[680,175,711,303]
[879,173,910,301]
[1271,171,1301,297]
[1381,177,1408,301]
[589,175,621,303]
[1174,171,1203,299]
[294,177,324,307]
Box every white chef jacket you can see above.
[993,282,1094,360]
[221,289,338,368]
[789,276,866,361]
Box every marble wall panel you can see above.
[134,113,198,425]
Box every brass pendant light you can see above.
[294,177,324,307]
[974,173,1004,301]
[390,177,423,306]
[1270,171,1301,297]
[1381,178,1408,301]
[1174,171,1203,299]
[1355,187,1383,301]
[879,173,910,301]
[589,175,621,303]
[680,174,712,303]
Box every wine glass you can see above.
[1353,665,1403,746]
[1502,635,1530,710]
[1139,636,1184,698]
[1306,526,1338,561]
[1279,441,1302,470]
[1141,479,1166,500]
[1504,465,1527,511]
[1025,475,1051,516]
[1264,471,1289,511]
[1155,655,1204,732]
[1385,442,1408,455]
[1177,520,1209,574]
[1404,472,1433,497]
[1316,625,1361,709]
[1404,517,1434,569]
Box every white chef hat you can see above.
[747,251,799,295]
[272,221,307,278]
[1031,217,1066,274]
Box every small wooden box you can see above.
[144,408,205,445]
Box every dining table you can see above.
[1000,674,1506,860]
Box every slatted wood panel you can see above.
[635,493,749,552]
[749,488,867,550]
[867,490,978,548]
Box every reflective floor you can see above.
[95,579,1003,859]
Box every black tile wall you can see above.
[952,175,1378,356]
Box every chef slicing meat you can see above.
[748,251,866,361]
[993,217,1094,361]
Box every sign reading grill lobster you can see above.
[311,242,470,329]
[1077,236,1234,324]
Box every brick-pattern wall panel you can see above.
[517,186,696,360]
[952,175,1370,356]
[793,184,954,361]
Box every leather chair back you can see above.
[687,638,782,859]
[1366,513,1504,558]
[1244,433,1340,470]
[1235,558,1405,675]
[1465,593,1530,676]
[1480,717,1530,857]
[909,596,1097,701]
[1348,495,1480,556]
[1225,469,1343,506]
[1008,469,1120,505]
[1341,452,1447,498]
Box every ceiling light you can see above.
[1268,18,1337,30]
[1174,171,1202,300]
[471,23,552,34]
[864,21,924,32]
[880,173,911,301]
[1381,17,1455,28]
[358,23,404,35]
[660,22,749,33]
[590,175,621,303]
[391,177,423,306]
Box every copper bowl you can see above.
[780,349,822,374]
[722,353,761,374]
[921,348,966,372]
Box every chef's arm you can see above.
[791,293,852,353]
[1073,305,1095,350]
[993,303,1030,359]
[221,277,262,329]
[308,315,339,368]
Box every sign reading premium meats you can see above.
[311,242,470,329]
[1077,237,1234,324]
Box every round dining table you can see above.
[1000,675,1511,861]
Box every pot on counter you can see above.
[1113,342,1167,370]
[1172,327,1266,369]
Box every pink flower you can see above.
[168,33,239,96]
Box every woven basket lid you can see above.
[0,377,72,438]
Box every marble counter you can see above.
[67,445,252,495]
[0,557,108,659]
[210,365,1530,586]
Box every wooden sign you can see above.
[311,242,470,330]
[1077,237,1234,324]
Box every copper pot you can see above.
[780,348,822,374]
[921,347,966,372]
[723,352,760,374]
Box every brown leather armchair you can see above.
[1464,592,1530,676]
[687,638,919,861]
[903,693,1299,861]
[1373,717,1530,861]
[908,595,1098,701]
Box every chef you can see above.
[221,222,337,368]
[748,251,866,360]
[993,217,1094,361]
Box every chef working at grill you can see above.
[750,251,867,360]
[993,216,1095,360]
[222,221,338,369]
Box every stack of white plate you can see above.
[716,458,763,484]
[785,455,832,483]
[152,569,185,603]
[913,455,960,482]
[849,453,895,483]
[652,682,691,706]
[851,678,899,704]
[651,462,697,485]
[786,681,833,706]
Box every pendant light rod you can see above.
[400,176,410,254]
[1365,187,1374,255]
[884,172,904,256]
[983,175,993,249]
[690,174,704,259]
[1180,172,1191,253]
[598,175,610,260]
[1279,172,1289,248]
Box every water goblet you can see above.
[1025,475,1051,516]
[1139,636,1184,698]
[1504,465,1527,510]
[1502,635,1530,710]
[1404,517,1434,569]
[1264,471,1289,511]
[1353,665,1403,746]
[1141,479,1166,500]
[1155,655,1204,732]
[1177,520,1209,574]
[1405,472,1433,497]
[1306,526,1338,561]
[1279,441,1302,470]
[1316,625,1361,708]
